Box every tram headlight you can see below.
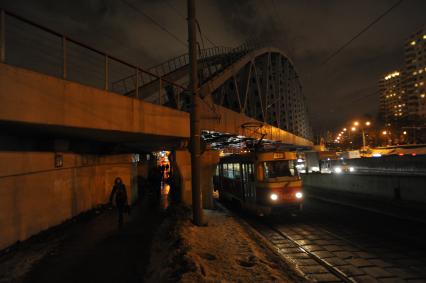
[295,192,303,199]
[349,167,355,172]
[270,193,278,201]
[334,167,342,174]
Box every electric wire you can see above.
[320,0,404,66]
[119,0,187,48]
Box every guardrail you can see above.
[110,41,263,95]
[0,8,269,108]
[0,8,186,106]
[317,155,426,177]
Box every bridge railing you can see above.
[110,42,266,95]
[0,9,186,107]
[111,45,237,94]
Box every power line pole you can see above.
[188,0,203,225]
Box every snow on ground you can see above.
[145,204,296,283]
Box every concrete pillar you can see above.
[174,149,192,205]
[174,149,220,209]
[200,150,220,209]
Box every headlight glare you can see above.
[270,193,278,201]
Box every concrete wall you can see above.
[0,63,311,147]
[302,173,426,203]
[0,151,137,251]
[0,63,189,139]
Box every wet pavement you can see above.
[0,198,164,283]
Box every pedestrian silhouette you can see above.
[109,177,128,228]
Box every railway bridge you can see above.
[0,10,312,250]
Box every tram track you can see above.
[248,218,356,283]
[236,207,426,282]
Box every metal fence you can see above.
[0,9,268,108]
[0,9,186,106]
[110,41,264,96]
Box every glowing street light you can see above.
[353,121,359,126]
[382,130,387,135]
[343,128,347,131]
[351,127,356,131]
[403,131,407,135]
[365,121,371,126]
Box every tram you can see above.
[213,151,303,215]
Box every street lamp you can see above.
[361,122,371,150]
[351,121,371,150]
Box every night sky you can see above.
[1,0,425,133]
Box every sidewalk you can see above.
[0,198,164,283]
[145,204,299,283]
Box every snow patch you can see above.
[145,204,294,282]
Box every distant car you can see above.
[333,164,355,174]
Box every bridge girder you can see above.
[112,46,312,142]
[199,47,312,141]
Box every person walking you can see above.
[109,177,128,228]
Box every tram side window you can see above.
[247,163,254,181]
[223,163,233,179]
[289,161,297,176]
[233,163,241,179]
[223,164,228,178]
[215,165,219,176]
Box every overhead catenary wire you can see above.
[320,0,404,66]
[162,1,218,47]
[119,0,187,48]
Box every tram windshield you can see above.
[263,160,297,179]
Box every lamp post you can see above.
[351,121,371,150]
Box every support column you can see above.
[200,150,220,209]
[174,149,192,205]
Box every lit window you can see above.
[424,35,426,39]
[420,69,424,74]
[415,83,419,87]
[421,94,426,98]
[413,71,417,75]
[411,40,416,45]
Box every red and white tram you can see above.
[214,151,303,215]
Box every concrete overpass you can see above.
[0,10,312,250]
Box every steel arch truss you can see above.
[206,50,312,140]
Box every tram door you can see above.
[241,163,255,202]
[241,163,248,201]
